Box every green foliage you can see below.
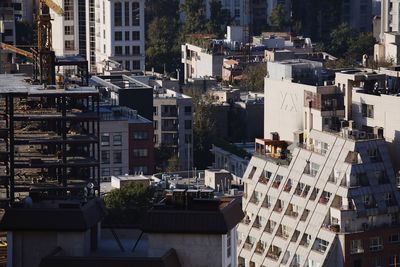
[146,17,180,73]
[240,63,268,92]
[205,0,230,37]
[180,0,207,37]
[191,93,217,169]
[323,23,376,69]
[154,145,174,172]
[268,4,289,31]
[104,183,154,210]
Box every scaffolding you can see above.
[0,79,100,205]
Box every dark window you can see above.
[125,31,130,41]
[101,150,110,164]
[132,31,140,40]
[101,133,110,146]
[184,120,192,130]
[113,134,122,146]
[133,131,149,140]
[132,60,141,70]
[132,46,140,55]
[125,46,130,55]
[115,46,123,55]
[124,2,130,26]
[114,2,122,26]
[114,31,122,41]
[184,106,192,114]
[113,151,122,164]
[132,2,140,26]
[133,149,148,158]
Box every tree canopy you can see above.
[268,4,289,31]
[240,63,268,92]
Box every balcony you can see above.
[283,179,292,192]
[262,201,271,209]
[300,209,310,221]
[266,246,281,261]
[255,241,266,254]
[242,216,251,225]
[253,221,262,229]
[243,242,253,250]
[272,181,281,189]
[319,196,329,205]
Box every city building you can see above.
[374,32,400,64]
[153,88,193,170]
[380,0,400,36]
[238,128,400,267]
[211,142,253,180]
[11,0,36,22]
[91,75,153,121]
[265,59,341,141]
[0,1,16,73]
[100,106,154,178]
[94,0,145,74]
[50,0,145,74]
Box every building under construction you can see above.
[0,74,100,206]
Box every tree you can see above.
[268,4,289,31]
[205,0,230,37]
[166,155,179,172]
[180,0,207,37]
[240,63,268,92]
[146,17,180,73]
[104,183,154,210]
[191,93,217,169]
[328,23,353,57]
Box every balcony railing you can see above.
[253,221,262,229]
[243,242,253,250]
[286,211,299,218]
[259,176,269,185]
[266,252,280,261]
[272,181,281,188]
[262,202,271,208]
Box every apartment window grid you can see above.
[101,133,110,146]
[64,0,74,20]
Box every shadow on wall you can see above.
[393,130,400,173]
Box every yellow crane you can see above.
[0,0,64,84]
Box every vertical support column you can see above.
[96,95,100,196]
[8,95,14,203]
[61,95,67,188]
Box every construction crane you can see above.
[0,0,64,84]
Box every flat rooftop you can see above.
[91,75,152,91]
[112,174,150,181]
[100,106,151,124]
[154,88,191,99]
[0,74,98,95]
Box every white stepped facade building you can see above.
[238,130,400,267]
[238,61,400,267]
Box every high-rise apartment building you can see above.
[51,0,145,74]
[381,0,400,37]
[238,61,400,266]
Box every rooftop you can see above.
[91,75,152,92]
[100,106,151,124]
[112,174,150,182]
[154,88,191,99]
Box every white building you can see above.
[50,0,145,74]
[153,88,193,170]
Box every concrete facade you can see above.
[153,89,193,170]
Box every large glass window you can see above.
[132,2,140,26]
[114,2,122,26]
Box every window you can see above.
[310,162,320,177]
[115,46,122,55]
[125,60,130,70]
[133,166,148,174]
[132,2,140,26]
[114,31,122,41]
[370,237,383,251]
[184,120,192,130]
[132,46,140,55]
[390,255,400,267]
[101,167,110,177]
[101,133,110,146]
[132,60,141,70]
[350,239,364,254]
[65,40,74,50]
[114,2,122,26]
[314,238,329,253]
[113,151,122,164]
[153,106,158,116]
[361,103,374,118]
[64,26,74,35]
[184,106,192,115]
[125,46,130,55]
[124,1,130,26]
[64,0,74,20]
[154,120,158,130]
[125,31,130,41]
[133,131,149,140]
[132,31,140,40]
[113,167,122,176]
[101,150,110,164]
[133,149,148,158]
[389,234,400,243]
[113,134,122,146]
[185,134,192,143]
